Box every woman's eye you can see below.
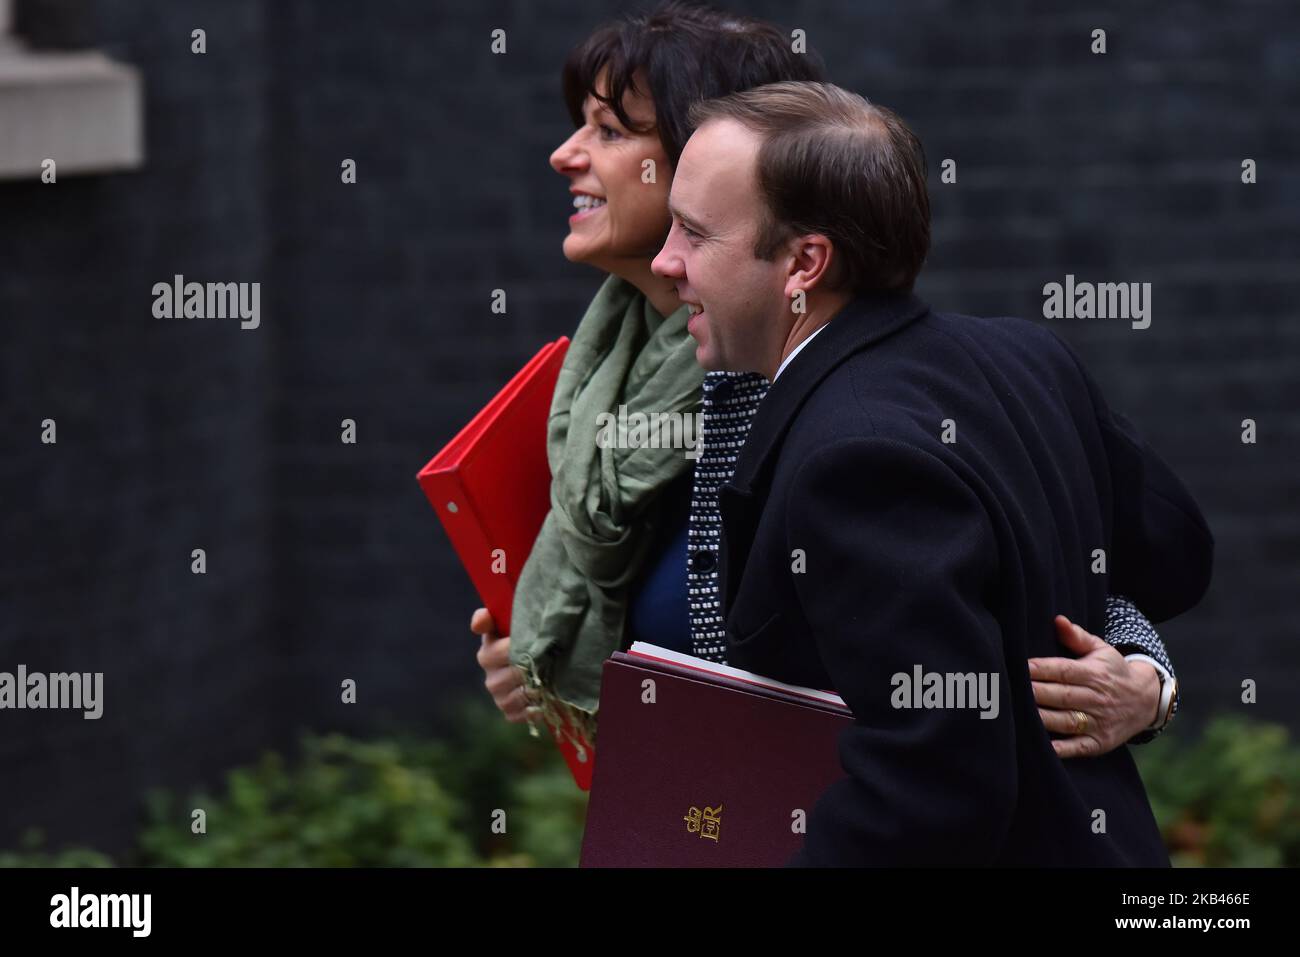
[598,123,621,140]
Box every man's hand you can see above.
[470,608,535,723]
[1028,615,1161,758]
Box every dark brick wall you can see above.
[0,0,279,851]
[0,0,1295,851]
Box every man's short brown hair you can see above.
[688,81,930,294]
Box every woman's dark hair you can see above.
[561,1,827,167]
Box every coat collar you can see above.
[726,288,929,496]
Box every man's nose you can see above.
[651,234,683,280]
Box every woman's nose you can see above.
[549,131,588,174]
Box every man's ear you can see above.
[783,234,837,301]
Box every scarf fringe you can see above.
[516,654,598,761]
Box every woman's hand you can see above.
[1028,615,1162,758]
[471,608,535,723]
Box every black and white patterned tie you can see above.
[686,370,771,663]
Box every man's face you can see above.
[651,119,791,374]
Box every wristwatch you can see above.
[1126,653,1179,731]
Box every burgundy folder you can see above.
[580,644,853,867]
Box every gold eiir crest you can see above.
[683,804,723,842]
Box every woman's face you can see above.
[549,72,673,272]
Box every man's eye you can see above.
[681,224,700,241]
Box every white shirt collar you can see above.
[772,323,829,383]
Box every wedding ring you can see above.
[1072,709,1090,734]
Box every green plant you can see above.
[135,735,481,867]
[1135,714,1300,867]
[132,697,588,867]
[433,697,590,867]
[0,828,113,868]
[10,705,1292,868]
[0,694,589,868]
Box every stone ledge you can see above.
[0,48,144,180]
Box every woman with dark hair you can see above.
[471,2,1180,765]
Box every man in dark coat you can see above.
[650,81,1212,866]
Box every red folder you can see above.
[416,337,595,790]
[580,643,852,866]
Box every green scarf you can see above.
[510,274,703,757]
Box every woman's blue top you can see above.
[624,472,693,653]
